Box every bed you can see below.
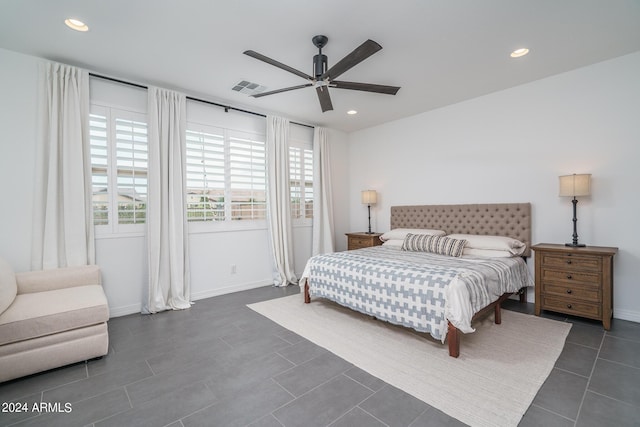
[300,203,534,358]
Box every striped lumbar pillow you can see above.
[402,234,467,257]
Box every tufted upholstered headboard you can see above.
[390,203,532,257]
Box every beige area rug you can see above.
[248,294,571,427]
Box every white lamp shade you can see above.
[361,190,377,205]
[559,174,591,197]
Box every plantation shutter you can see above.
[229,131,266,220]
[185,128,226,221]
[115,117,148,224]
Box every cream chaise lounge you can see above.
[0,257,109,383]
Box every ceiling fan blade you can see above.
[331,80,400,95]
[243,50,313,81]
[320,39,382,81]
[316,86,333,112]
[252,83,313,98]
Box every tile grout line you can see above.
[528,403,577,424]
[343,372,383,394]
[268,372,375,427]
[325,384,388,427]
[269,376,297,400]
[585,389,640,409]
[176,381,221,426]
[85,386,134,426]
[573,329,606,426]
[262,378,293,427]
[552,366,590,380]
[597,355,640,371]
[407,407,431,427]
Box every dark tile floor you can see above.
[1,286,639,427]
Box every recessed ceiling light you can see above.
[510,48,529,58]
[347,110,358,115]
[64,18,89,32]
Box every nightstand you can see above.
[532,243,618,329]
[346,232,383,250]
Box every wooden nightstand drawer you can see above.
[543,283,600,302]
[349,236,372,249]
[542,296,601,318]
[540,268,600,286]
[540,253,601,272]
[346,232,383,250]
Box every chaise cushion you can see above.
[16,265,101,294]
[0,285,109,346]
[0,257,17,316]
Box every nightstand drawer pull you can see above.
[566,260,572,264]
[566,289,572,294]
[567,304,572,309]
[566,274,572,279]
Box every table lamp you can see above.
[559,173,591,247]
[361,190,377,234]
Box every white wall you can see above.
[0,49,38,272]
[347,51,640,322]
[0,48,349,317]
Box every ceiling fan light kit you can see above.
[243,35,401,113]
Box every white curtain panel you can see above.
[32,62,95,270]
[144,86,191,313]
[312,127,335,256]
[266,115,297,286]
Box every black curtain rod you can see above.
[88,73,314,129]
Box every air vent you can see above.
[232,80,267,96]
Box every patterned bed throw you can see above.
[301,246,533,342]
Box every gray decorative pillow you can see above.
[402,234,467,257]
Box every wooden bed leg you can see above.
[519,287,527,303]
[495,302,502,324]
[304,281,310,304]
[447,322,460,358]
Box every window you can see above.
[90,106,148,234]
[289,141,313,224]
[229,131,266,220]
[185,127,225,221]
[90,99,309,233]
[186,124,266,227]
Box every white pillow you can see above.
[380,228,446,242]
[462,248,514,258]
[382,239,404,247]
[447,234,526,256]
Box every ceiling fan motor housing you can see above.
[313,54,328,79]
[312,35,329,79]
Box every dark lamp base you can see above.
[565,242,586,247]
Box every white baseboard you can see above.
[109,283,640,325]
[614,308,640,324]
[190,280,273,302]
[109,303,142,318]
[108,280,273,318]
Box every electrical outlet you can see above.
[231,264,237,274]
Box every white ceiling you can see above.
[2,0,640,132]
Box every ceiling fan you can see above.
[243,35,401,113]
